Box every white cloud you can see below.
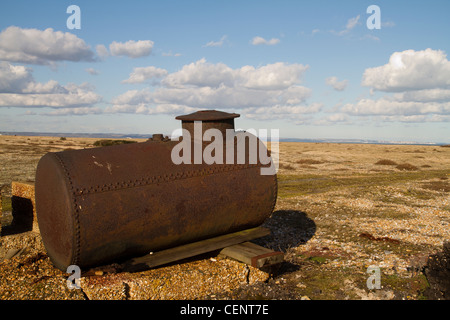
[162,58,235,88]
[340,48,450,124]
[0,61,66,94]
[203,35,227,47]
[161,59,308,91]
[122,66,168,84]
[111,88,153,106]
[381,21,396,28]
[0,85,101,108]
[325,76,348,91]
[238,62,308,90]
[110,59,315,121]
[96,44,109,59]
[0,62,101,108]
[162,51,182,57]
[109,40,154,58]
[362,49,450,92]
[0,61,33,93]
[341,98,450,116]
[41,107,103,116]
[393,89,450,103]
[251,36,280,46]
[242,103,323,121]
[0,26,95,65]
[345,15,360,31]
[333,15,360,36]
[86,68,99,75]
[105,103,195,116]
[313,113,351,126]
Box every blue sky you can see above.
[0,0,449,143]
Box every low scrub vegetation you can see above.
[93,139,137,147]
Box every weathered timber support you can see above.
[11,181,39,233]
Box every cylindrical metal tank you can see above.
[35,110,277,271]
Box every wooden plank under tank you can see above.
[122,226,271,272]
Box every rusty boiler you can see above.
[35,110,277,271]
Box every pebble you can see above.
[0,231,270,300]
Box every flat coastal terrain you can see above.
[1,134,449,300]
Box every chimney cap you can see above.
[176,110,240,122]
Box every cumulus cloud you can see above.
[110,59,316,121]
[161,58,307,90]
[243,103,323,121]
[325,76,348,91]
[0,61,66,94]
[96,44,109,60]
[122,66,168,84]
[251,36,280,46]
[0,83,101,108]
[162,59,234,88]
[0,62,33,93]
[0,62,101,108]
[0,26,95,65]
[362,49,450,92]
[109,40,154,58]
[239,62,308,90]
[340,49,450,123]
[393,89,450,103]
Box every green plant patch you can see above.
[1,195,11,212]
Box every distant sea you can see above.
[0,131,446,146]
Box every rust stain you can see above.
[35,110,278,271]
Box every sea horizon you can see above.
[0,131,447,146]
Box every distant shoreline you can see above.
[0,131,446,146]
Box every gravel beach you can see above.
[1,136,449,300]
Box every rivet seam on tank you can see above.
[53,152,81,266]
[73,163,263,195]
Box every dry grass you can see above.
[375,159,398,166]
[279,163,295,170]
[421,180,450,192]
[296,159,324,165]
[396,163,419,171]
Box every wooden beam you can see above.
[0,190,2,236]
[11,181,39,233]
[220,242,284,268]
[122,226,271,272]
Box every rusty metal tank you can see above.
[35,110,277,271]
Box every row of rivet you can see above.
[53,153,82,266]
[74,163,262,195]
